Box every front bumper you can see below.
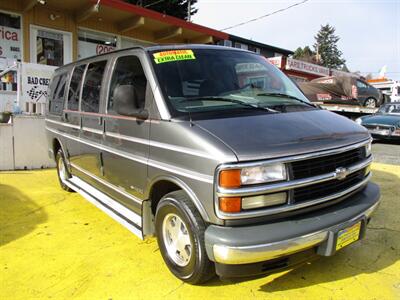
[205,182,380,269]
[370,133,400,141]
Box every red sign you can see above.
[267,56,282,68]
[96,44,115,55]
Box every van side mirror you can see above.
[113,84,148,119]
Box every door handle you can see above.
[62,111,68,122]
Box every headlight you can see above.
[355,118,363,125]
[217,163,288,213]
[393,128,400,136]
[365,141,372,157]
[240,163,287,185]
[219,163,287,188]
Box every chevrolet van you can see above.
[45,45,380,284]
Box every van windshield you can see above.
[149,48,313,118]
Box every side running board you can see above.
[64,176,143,239]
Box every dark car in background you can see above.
[299,76,384,108]
[356,103,400,141]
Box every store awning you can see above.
[23,0,229,44]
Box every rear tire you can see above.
[155,190,215,284]
[364,97,377,108]
[55,148,74,192]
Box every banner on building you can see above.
[267,56,283,68]
[0,25,22,62]
[286,58,330,77]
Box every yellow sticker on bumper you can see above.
[336,222,361,250]
[153,50,196,64]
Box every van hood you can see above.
[194,110,370,161]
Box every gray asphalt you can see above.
[371,141,400,165]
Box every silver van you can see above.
[45,45,380,284]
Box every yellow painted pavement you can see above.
[0,163,399,299]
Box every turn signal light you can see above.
[219,169,241,188]
[219,197,241,213]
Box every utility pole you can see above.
[187,0,191,22]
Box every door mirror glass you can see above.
[113,84,148,119]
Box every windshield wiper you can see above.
[179,96,279,113]
[256,92,317,108]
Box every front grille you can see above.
[364,124,393,130]
[293,168,366,203]
[291,147,365,179]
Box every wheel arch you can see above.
[147,175,210,222]
[52,138,68,163]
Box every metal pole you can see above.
[187,0,191,22]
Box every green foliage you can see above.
[125,0,198,20]
[293,46,316,63]
[313,24,346,69]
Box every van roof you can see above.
[57,44,250,70]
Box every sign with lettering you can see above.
[267,56,283,68]
[0,26,22,61]
[21,63,56,104]
[78,40,115,59]
[153,50,196,64]
[286,58,330,76]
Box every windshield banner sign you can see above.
[153,50,196,64]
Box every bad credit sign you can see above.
[21,63,56,104]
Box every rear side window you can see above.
[67,65,86,111]
[81,60,107,113]
[108,56,147,113]
[49,73,67,115]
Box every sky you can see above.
[192,0,400,80]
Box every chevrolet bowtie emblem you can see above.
[335,167,349,180]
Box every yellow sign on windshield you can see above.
[153,50,196,64]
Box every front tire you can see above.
[155,190,215,284]
[55,148,74,192]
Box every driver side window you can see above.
[108,55,147,114]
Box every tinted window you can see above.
[81,60,107,113]
[356,80,367,88]
[68,65,86,111]
[49,73,67,115]
[108,56,147,113]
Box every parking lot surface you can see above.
[0,162,399,299]
[372,142,400,165]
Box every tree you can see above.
[341,64,350,72]
[293,46,317,63]
[125,0,198,20]
[313,24,346,69]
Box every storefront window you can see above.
[36,30,64,66]
[120,37,153,49]
[78,30,117,59]
[0,12,21,92]
[0,70,17,91]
